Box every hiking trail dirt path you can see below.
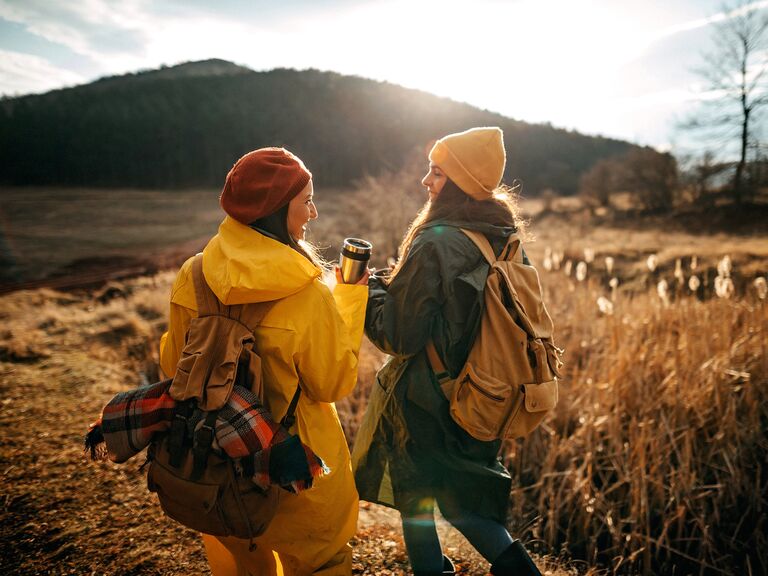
[0,278,569,575]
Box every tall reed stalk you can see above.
[503,278,767,575]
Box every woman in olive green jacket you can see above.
[352,128,541,576]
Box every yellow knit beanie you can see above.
[428,127,506,200]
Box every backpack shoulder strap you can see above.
[460,229,496,264]
[191,253,224,317]
[230,297,277,331]
[427,230,497,382]
[459,228,524,265]
[280,385,302,429]
[426,340,451,385]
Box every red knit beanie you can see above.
[219,147,312,224]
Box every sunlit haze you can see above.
[1,0,766,152]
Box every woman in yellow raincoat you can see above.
[159,147,369,575]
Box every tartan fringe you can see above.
[84,425,108,461]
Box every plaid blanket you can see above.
[86,379,328,493]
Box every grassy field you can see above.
[1,182,767,574]
[4,183,766,290]
[0,188,222,285]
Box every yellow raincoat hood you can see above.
[202,216,321,306]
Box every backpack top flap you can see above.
[169,254,274,411]
[460,229,554,340]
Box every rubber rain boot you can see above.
[489,540,542,576]
[412,554,455,576]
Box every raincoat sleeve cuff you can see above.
[331,283,368,349]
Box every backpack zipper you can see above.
[463,374,505,402]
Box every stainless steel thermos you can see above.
[339,238,372,284]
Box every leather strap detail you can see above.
[426,340,451,384]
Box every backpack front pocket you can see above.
[148,441,278,539]
[503,378,558,438]
[450,363,515,441]
[148,456,230,536]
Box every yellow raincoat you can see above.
[159,216,367,575]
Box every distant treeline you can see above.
[0,59,637,194]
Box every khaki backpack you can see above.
[147,254,299,540]
[426,229,563,441]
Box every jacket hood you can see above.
[202,216,321,305]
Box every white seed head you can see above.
[690,255,698,271]
[647,254,658,272]
[605,256,614,275]
[688,275,701,292]
[657,279,671,306]
[717,255,732,278]
[674,258,684,282]
[576,261,588,282]
[564,260,573,276]
[597,296,614,315]
[543,256,553,271]
[715,276,734,299]
[584,248,595,263]
[609,277,619,289]
[754,277,767,300]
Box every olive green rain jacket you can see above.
[351,220,520,523]
[160,216,368,575]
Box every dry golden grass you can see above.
[506,271,767,575]
[3,181,766,574]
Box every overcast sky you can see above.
[1,0,766,153]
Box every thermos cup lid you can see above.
[342,238,372,258]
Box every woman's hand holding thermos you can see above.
[336,238,372,285]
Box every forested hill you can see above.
[0,59,636,194]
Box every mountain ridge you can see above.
[0,59,639,194]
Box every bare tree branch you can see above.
[681,0,768,203]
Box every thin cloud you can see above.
[658,0,768,39]
[0,0,157,62]
[0,49,85,96]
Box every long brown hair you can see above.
[249,204,328,271]
[388,178,525,282]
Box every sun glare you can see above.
[263,0,677,134]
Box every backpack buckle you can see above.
[195,423,215,449]
[168,402,193,468]
[191,412,218,481]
